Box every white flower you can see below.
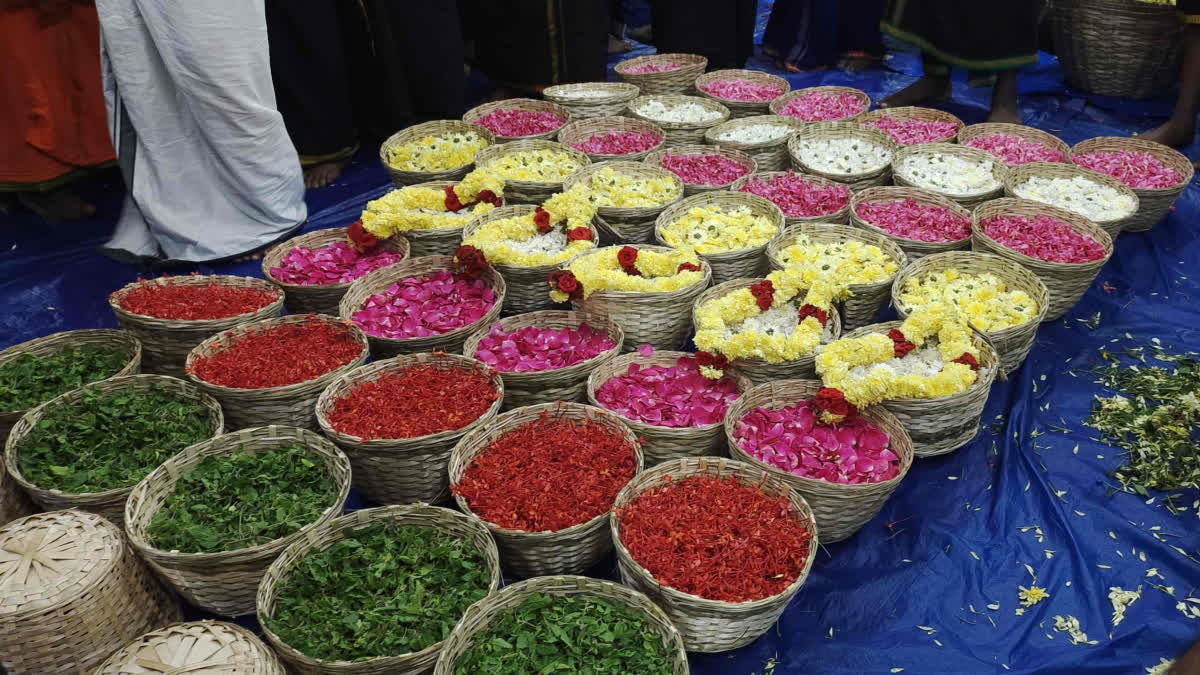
[796,137,891,175]
[715,123,793,144]
[633,99,723,124]
[1147,658,1175,675]
[1109,586,1141,627]
[1052,615,1099,645]
[895,153,999,195]
[1013,175,1136,222]
[556,88,618,100]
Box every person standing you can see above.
[1141,2,1200,156]
[652,0,757,70]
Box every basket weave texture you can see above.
[261,227,410,315]
[562,161,685,244]
[730,170,852,227]
[849,185,973,260]
[958,122,1071,166]
[787,121,897,190]
[95,621,286,674]
[1003,161,1140,240]
[0,468,34,528]
[891,142,1007,208]
[473,139,590,205]
[694,69,790,118]
[1050,0,1183,99]
[858,106,964,145]
[1070,136,1193,232]
[557,115,666,163]
[379,120,495,188]
[626,94,731,147]
[654,191,784,284]
[543,81,640,119]
[768,85,871,122]
[462,98,570,143]
[614,53,708,95]
[706,115,806,172]
[644,144,756,196]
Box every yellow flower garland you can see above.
[775,237,899,289]
[480,149,584,183]
[581,167,680,208]
[549,246,703,302]
[461,185,598,266]
[360,167,504,238]
[897,268,1039,332]
[385,130,490,172]
[659,205,778,254]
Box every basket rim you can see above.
[892,142,1008,199]
[849,185,974,245]
[461,310,625,384]
[260,227,410,293]
[653,190,785,260]
[109,275,284,326]
[766,222,908,291]
[971,197,1114,270]
[561,244,713,300]
[613,52,708,76]
[625,94,731,130]
[1069,135,1195,194]
[643,144,757,189]
[768,85,872,121]
[460,204,599,275]
[1003,160,1141,223]
[0,328,142,417]
[705,114,806,150]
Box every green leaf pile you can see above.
[147,446,337,553]
[454,593,676,674]
[266,523,491,662]
[0,345,129,411]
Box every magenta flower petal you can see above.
[1072,150,1183,189]
[351,270,495,339]
[698,79,784,102]
[594,357,742,428]
[981,214,1106,263]
[963,133,1066,166]
[855,198,971,243]
[738,170,849,218]
[776,90,867,122]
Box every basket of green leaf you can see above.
[434,575,688,675]
[256,504,501,675]
[124,425,351,617]
[4,374,222,524]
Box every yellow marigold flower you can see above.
[692,268,831,363]
[385,131,490,172]
[898,269,1039,332]
[561,247,703,298]
[481,149,584,183]
[659,205,778,254]
[461,188,598,267]
[582,167,680,208]
[775,237,899,295]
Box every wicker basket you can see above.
[257,505,501,675]
[1050,0,1184,99]
[610,456,818,652]
[558,115,666,163]
[769,85,871,122]
[626,95,732,148]
[0,467,34,527]
[654,191,785,284]
[371,180,496,257]
[379,120,495,188]
[110,275,284,377]
[788,121,898,190]
[338,255,506,359]
[0,328,141,444]
[614,53,709,95]
[434,575,689,675]
[473,139,590,205]
[972,198,1113,321]
[587,351,753,465]
[724,379,913,542]
[462,98,570,143]
[543,81,640,119]
[4,374,224,524]
[315,353,504,506]
[694,69,790,118]
[562,161,685,244]
[567,245,712,351]
[859,107,964,145]
[692,278,843,384]
[261,227,410,315]
[731,170,853,226]
[843,320,999,456]
[1004,161,1140,240]
[892,251,1049,375]
[850,186,973,260]
[0,510,180,674]
[644,144,756,196]
[95,621,286,674]
[767,222,908,330]
[462,311,623,410]
[892,143,1007,209]
[1070,136,1193,232]
[706,115,806,172]
[449,402,643,577]
[958,122,1071,166]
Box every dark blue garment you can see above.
[763,0,885,69]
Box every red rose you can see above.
[814,387,856,418]
[548,270,582,300]
[617,246,639,268]
[444,185,463,212]
[797,304,828,326]
[893,341,916,358]
[953,352,980,370]
[476,189,501,207]
[694,350,728,370]
[887,329,906,343]
[567,227,593,241]
[534,207,552,233]
[346,220,379,251]
[677,262,701,273]
[453,245,488,278]
[749,280,775,311]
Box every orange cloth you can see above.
[0,2,115,187]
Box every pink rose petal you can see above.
[864,116,958,145]
[269,241,404,286]
[472,109,565,137]
[738,170,850,218]
[471,322,617,372]
[1073,150,1183,189]
[594,356,742,428]
[981,214,1106,264]
[963,133,1066,166]
[571,130,661,155]
[351,270,495,339]
[699,79,784,103]
[623,62,682,74]
[855,198,971,243]
[660,153,751,186]
[776,90,867,122]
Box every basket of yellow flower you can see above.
[729,171,852,226]
[261,227,410,316]
[544,81,641,119]
[558,116,666,163]
[705,115,806,173]
[626,94,732,148]
[473,139,590,205]
[849,186,974,261]
[463,98,571,143]
[787,121,897,190]
[892,251,1049,375]
[654,191,784,284]
[1070,136,1193,232]
[380,120,495,188]
[615,53,709,96]
[562,161,685,244]
[359,168,507,257]
[644,144,757,196]
[892,143,1007,210]
[694,69,790,119]
[767,222,906,330]
[858,106,964,145]
[1003,161,1139,240]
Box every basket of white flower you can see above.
[892,143,1007,209]
[626,95,732,148]
[705,115,806,172]
[787,121,897,191]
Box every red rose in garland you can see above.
[346,220,379,251]
[887,329,906,343]
[797,303,828,326]
[567,227,593,242]
[694,350,728,370]
[617,246,639,275]
[534,207,552,233]
[475,189,502,207]
[953,352,980,370]
[814,387,856,418]
[677,262,701,273]
[453,245,488,279]
[749,280,775,311]
[893,341,916,358]
[444,185,463,212]
[548,269,583,301]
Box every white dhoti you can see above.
[97,0,306,262]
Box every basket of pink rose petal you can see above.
[262,227,409,316]
[850,186,973,260]
[1070,136,1193,232]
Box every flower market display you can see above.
[698,78,784,103]
[773,235,899,291]
[623,62,682,74]
[359,167,504,239]
[657,201,779,255]
[864,115,959,145]
[738,171,850,219]
[349,269,496,340]
[631,97,724,124]
[897,268,1040,332]
[188,317,362,389]
[267,236,404,287]
[792,136,892,176]
[714,122,795,144]
[114,277,280,320]
[0,343,129,412]
[471,107,566,138]
[593,353,743,428]
[659,151,752,186]
[1072,150,1183,189]
[895,152,1000,196]
[964,133,1067,166]
[461,186,597,268]
[1011,174,1137,223]
[854,196,971,243]
[473,321,616,373]
[775,89,867,122]
[548,246,704,302]
[384,128,490,173]
[574,165,681,208]
[569,129,662,156]
[978,213,1107,264]
[478,146,585,184]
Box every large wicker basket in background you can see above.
[694,69,790,118]
[0,467,34,528]
[614,53,708,95]
[958,122,1071,166]
[626,94,731,147]
[892,142,1007,209]
[1003,161,1140,240]
[1049,0,1183,99]
[543,81,640,119]
[788,121,897,190]
[562,161,685,244]
[654,190,785,284]
[95,621,286,674]
[473,139,590,205]
[858,106,964,145]
[643,144,756,196]
[769,85,871,122]
[261,227,410,315]
[706,115,806,172]
[850,185,973,260]
[463,98,570,143]
[1071,136,1193,232]
[379,120,495,188]
[730,170,852,227]
[558,115,666,163]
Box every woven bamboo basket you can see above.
[558,115,666,163]
[462,311,622,410]
[610,456,818,652]
[473,139,590,204]
[562,161,685,244]
[95,621,286,674]
[731,170,853,226]
[315,353,503,506]
[850,186,973,260]
[110,275,284,377]
[1071,136,1193,232]
[692,278,842,384]
[0,510,180,674]
[186,315,368,431]
[587,351,753,465]
[257,504,501,675]
[434,574,689,675]
[0,328,141,444]
[379,120,495,187]
[339,255,506,359]
[694,69,790,118]
[724,379,913,542]
[788,121,897,190]
[372,180,498,257]
[543,81,640,119]
[769,85,871,122]
[124,425,351,616]
[958,122,1071,166]
[767,222,908,330]
[859,107,964,145]
[1004,161,1140,240]
[706,115,806,173]
[462,98,570,143]
[449,402,643,577]
[614,52,708,95]
[567,245,712,351]
[261,227,410,315]
[0,467,34,527]
[4,374,224,524]
[654,191,785,284]
[1050,0,1183,99]
[892,251,1049,375]
[644,144,756,196]
[972,198,1113,321]
[892,143,1007,209]
[626,95,732,148]
[843,320,999,456]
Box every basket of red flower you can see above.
[559,116,666,163]
[450,402,643,577]
[644,144,757,196]
[614,53,708,96]
[316,352,504,506]
[1070,136,1193,232]
[610,456,818,652]
[463,98,570,143]
[731,170,852,226]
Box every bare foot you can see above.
[303,159,347,189]
[987,72,1021,124]
[1139,119,1196,148]
[838,51,880,73]
[880,76,951,108]
[17,187,96,220]
[987,106,1022,124]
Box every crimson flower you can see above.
[453,245,488,278]
[617,246,639,268]
[534,207,552,233]
[814,387,856,418]
[749,280,775,311]
[694,350,728,370]
[677,262,701,272]
[887,329,906,343]
[953,352,980,370]
[476,189,502,207]
[346,220,379,251]
[548,269,582,300]
[567,227,593,242]
[893,341,916,358]
[797,303,828,326]
[444,185,463,212]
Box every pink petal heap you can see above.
[864,116,958,145]
[856,198,971,243]
[981,214,1106,264]
[739,170,850,217]
[473,322,616,372]
[963,133,1066,166]
[1072,150,1183,189]
[699,79,784,102]
[776,90,867,122]
[733,401,900,485]
[351,270,495,339]
[472,109,565,137]
[269,241,404,286]
[660,153,751,186]
[571,130,661,155]
[594,356,742,428]
[623,62,681,74]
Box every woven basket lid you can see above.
[0,510,119,616]
[95,621,283,674]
